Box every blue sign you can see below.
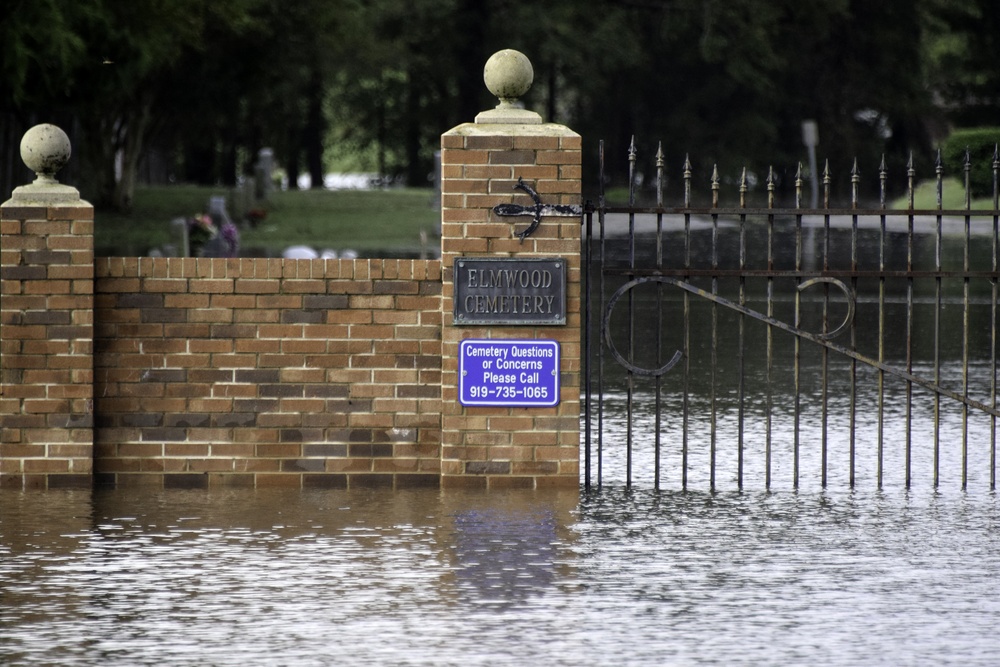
[459,339,560,407]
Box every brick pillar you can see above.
[440,50,581,489]
[1,124,94,489]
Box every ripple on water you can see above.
[0,486,998,666]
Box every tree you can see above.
[0,0,954,208]
[924,0,1000,127]
[0,0,89,194]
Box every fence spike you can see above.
[739,166,748,208]
[907,151,915,210]
[935,148,943,210]
[767,165,776,209]
[711,163,719,208]
[683,153,692,207]
[628,136,637,206]
[598,139,606,208]
[993,144,999,208]
[851,158,860,209]
[879,155,887,209]
[656,142,664,208]
[795,162,803,209]
[823,160,831,208]
[964,146,972,209]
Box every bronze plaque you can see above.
[453,258,566,326]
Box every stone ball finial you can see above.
[10,123,81,203]
[475,50,542,124]
[21,123,72,184]
[484,49,533,105]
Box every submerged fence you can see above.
[583,139,1000,491]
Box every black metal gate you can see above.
[582,139,1000,490]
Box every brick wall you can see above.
[92,257,442,489]
[439,124,582,489]
[2,100,583,490]
[0,201,94,489]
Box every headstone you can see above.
[171,217,189,257]
[255,148,274,200]
[282,245,318,259]
[208,196,231,224]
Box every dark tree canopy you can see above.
[0,0,993,208]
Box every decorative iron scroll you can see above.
[492,177,582,242]
[601,275,1000,418]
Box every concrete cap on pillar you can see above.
[475,49,543,125]
[11,123,80,203]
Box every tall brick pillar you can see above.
[1,124,94,489]
[440,50,581,489]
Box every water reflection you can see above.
[572,487,1000,666]
[0,488,582,666]
[452,506,558,607]
[2,487,999,665]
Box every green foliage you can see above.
[9,0,1000,211]
[940,128,1000,198]
[924,0,1000,126]
[0,0,92,106]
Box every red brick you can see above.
[3,127,587,489]
[513,135,559,150]
[48,205,94,221]
[235,279,281,294]
[442,179,488,195]
[189,279,234,294]
[23,459,71,473]
[255,474,303,488]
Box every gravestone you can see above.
[255,148,274,200]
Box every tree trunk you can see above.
[76,113,117,208]
[547,64,558,124]
[404,70,421,187]
[454,0,490,123]
[286,127,301,189]
[304,65,326,189]
[112,101,153,212]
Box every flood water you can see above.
[3,214,999,665]
[585,213,999,493]
[2,481,999,666]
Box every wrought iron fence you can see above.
[583,139,1000,491]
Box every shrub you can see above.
[940,128,1000,199]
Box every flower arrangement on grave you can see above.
[187,214,216,256]
[246,207,267,227]
[185,214,241,257]
[220,219,240,257]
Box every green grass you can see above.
[95,184,440,257]
[891,177,998,210]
